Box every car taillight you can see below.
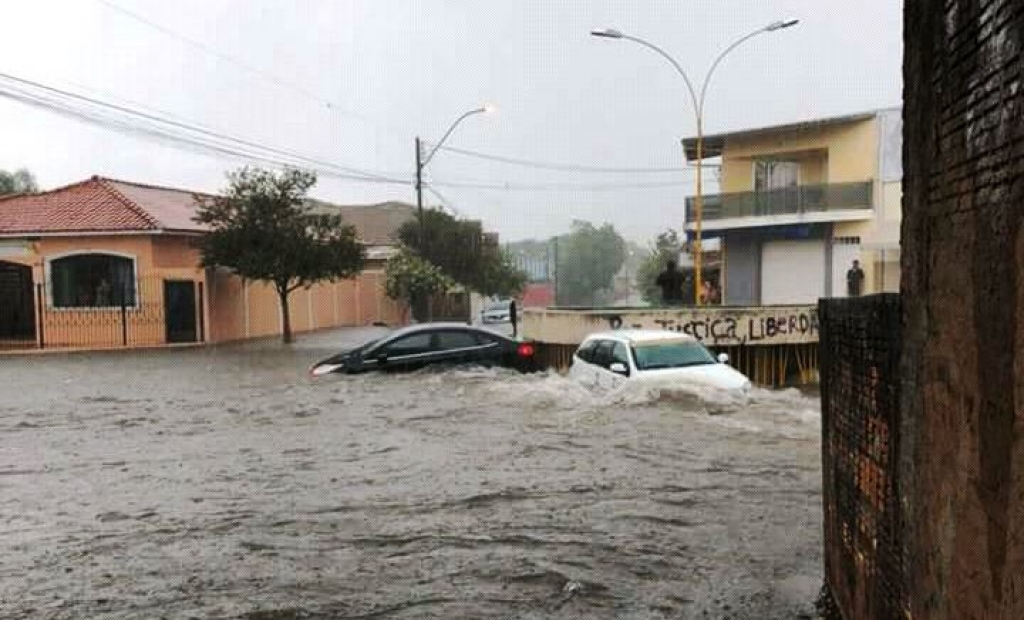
[517,343,535,357]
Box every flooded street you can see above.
[1,328,823,619]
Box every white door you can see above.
[830,242,861,298]
[761,240,827,304]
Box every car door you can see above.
[569,339,599,387]
[469,331,506,367]
[433,329,490,366]
[590,340,615,389]
[603,341,632,390]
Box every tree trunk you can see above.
[278,288,293,344]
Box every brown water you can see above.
[0,329,823,619]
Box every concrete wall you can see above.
[902,1,1024,618]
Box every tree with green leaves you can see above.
[384,245,455,322]
[636,229,694,305]
[0,168,38,196]
[556,220,627,306]
[398,208,526,298]
[193,167,365,343]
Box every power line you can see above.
[424,142,716,174]
[426,179,696,192]
[0,72,410,185]
[424,186,463,217]
[93,0,378,127]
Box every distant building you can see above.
[683,107,902,305]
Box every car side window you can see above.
[592,341,614,369]
[435,331,479,351]
[474,332,500,346]
[382,333,432,356]
[610,342,630,368]
[576,340,598,363]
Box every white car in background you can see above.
[480,300,513,324]
[568,330,752,404]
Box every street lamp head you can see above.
[482,103,498,115]
[590,28,625,39]
[764,19,800,32]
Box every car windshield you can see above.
[485,302,509,311]
[632,340,717,370]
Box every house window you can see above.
[754,160,800,191]
[50,253,136,308]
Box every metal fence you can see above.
[689,180,874,221]
[818,294,908,620]
[0,275,206,350]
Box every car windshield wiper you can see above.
[640,363,671,370]
[673,361,715,368]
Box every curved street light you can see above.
[592,20,798,304]
[416,105,495,249]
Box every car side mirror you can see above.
[718,353,730,364]
[609,362,629,375]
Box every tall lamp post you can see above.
[592,20,798,304]
[416,105,496,251]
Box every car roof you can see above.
[377,322,510,343]
[583,329,698,345]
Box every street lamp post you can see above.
[415,105,495,251]
[592,20,798,305]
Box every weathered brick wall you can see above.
[902,1,1024,618]
[819,295,906,619]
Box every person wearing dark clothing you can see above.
[847,260,865,297]
[656,261,684,306]
[509,299,518,338]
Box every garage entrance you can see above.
[761,239,827,304]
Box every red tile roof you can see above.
[0,176,413,245]
[0,176,211,236]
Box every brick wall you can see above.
[819,295,906,619]
[902,1,1024,618]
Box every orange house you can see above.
[0,176,408,350]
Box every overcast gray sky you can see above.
[0,0,902,242]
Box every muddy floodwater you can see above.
[1,328,823,619]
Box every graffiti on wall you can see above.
[523,305,820,346]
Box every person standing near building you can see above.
[656,261,684,306]
[847,259,865,296]
[509,298,518,338]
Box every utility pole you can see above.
[415,136,424,251]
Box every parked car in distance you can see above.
[480,299,513,324]
[568,330,752,401]
[310,323,539,376]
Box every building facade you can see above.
[0,176,408,350]
[683,108,902,305]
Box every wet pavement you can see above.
[0,328,823,619]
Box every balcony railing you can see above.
[687,181,874,222]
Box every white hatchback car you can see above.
[568,330,752,400]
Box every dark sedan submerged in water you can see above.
[310,323,540,376]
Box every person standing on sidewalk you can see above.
[847,260,865,297]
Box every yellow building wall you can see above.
[5,234,407,349]
[720,118,879,193]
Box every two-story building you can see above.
[683,107,902,305]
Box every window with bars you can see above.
[49,253,137,308]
